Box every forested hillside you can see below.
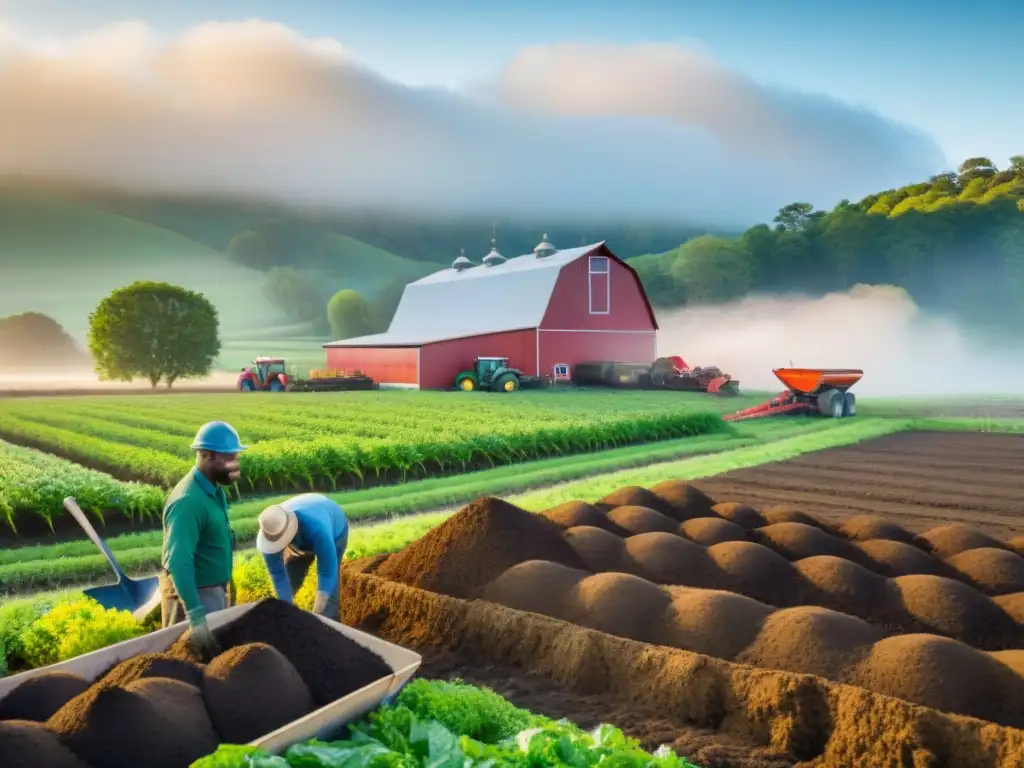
[631,156,1024,332]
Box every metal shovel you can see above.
[63,496,161,622]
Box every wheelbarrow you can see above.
[63,497,161,622]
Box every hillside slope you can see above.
[0,192,288,339]
[87,195,437,292]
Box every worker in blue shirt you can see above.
[256,493,349,621]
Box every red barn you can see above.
[322,237,658,389]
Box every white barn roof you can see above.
[325,241,608,347]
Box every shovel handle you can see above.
[63,497,129,583]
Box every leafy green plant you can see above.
[17,597,146,668]
[395,678,546,743]
[0,438,164,533]
[193,679,702,767]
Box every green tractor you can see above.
[454,357,536,392]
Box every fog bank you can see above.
[656,284,1024,397]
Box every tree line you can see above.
[630,156,1024,331]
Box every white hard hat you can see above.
[256,505,298,554]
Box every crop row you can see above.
[0,403,725,494]
[20,391,713,442]
[0,440,164,534]
[0,419,868,594]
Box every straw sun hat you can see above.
[256,504,299,554]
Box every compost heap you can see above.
[0,599,392,768]
[367,489,1024,730]
[375,495,588,597]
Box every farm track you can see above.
[693,431,1024,539]
[417,649,795,768]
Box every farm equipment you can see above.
[572,356,740,395]
[238,357,377,393]
[237,357,290,392]
[454,356,542,392]
[723,368,863,422]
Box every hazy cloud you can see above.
[656,284,1024,397]
[0,18,945,225]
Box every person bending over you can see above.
[257,493,349,621]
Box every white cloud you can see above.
[0,18,946,225]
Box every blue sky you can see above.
[2,0,1020,170]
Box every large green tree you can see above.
[669,236,753,303]
[88,281,221,388]
[327,289,372,340]
[772,202,817,232]
[262,267,324,325]
[225,229,273,270]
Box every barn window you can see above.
[553,363,569,379]
[588,256,610,314]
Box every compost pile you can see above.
[375,495,587,597]
[0,599,393,768]
[370,486,1024,730]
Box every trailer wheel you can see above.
[844,392,856,417]
[817,389,845,418]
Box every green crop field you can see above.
[0,417,877,596]
[0,389,764,538]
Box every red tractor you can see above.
[237,357,290,392]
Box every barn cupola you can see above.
[452,248,473,271]
[533,233,557,259]
[482,236,506,267]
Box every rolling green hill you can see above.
[86,195,437,293]
[0,192,289,340]
[0,191,443,373]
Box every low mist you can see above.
[656,284,1024,397]
[0,17,943,225]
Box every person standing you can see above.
[256,493,349,622]
[160,420,246,659]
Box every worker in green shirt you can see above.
[160,420,246,659]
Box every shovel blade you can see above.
[84,575,160,614]
[83,583,141,613]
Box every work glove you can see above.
[188,620,221,662]
[312,591,340,621]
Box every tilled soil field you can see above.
[345,478,1024,767]
[691,431,1024,540]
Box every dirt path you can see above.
[692,431,1024,539]
[417,648,796,768]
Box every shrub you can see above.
[18,598,146,668]
[232,552,317,611]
